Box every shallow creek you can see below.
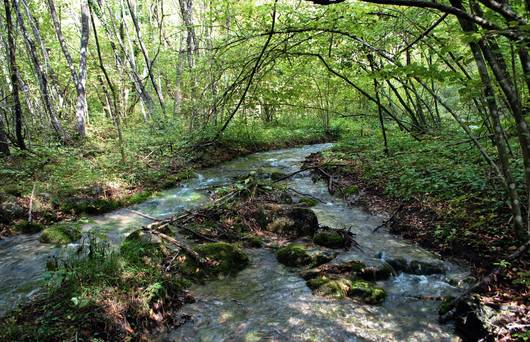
[0,143,468,341]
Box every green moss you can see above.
[342,184,359,197]
[14,220,45,234]
[180,242,249,277]
[308,276,353,299]
[241,234,264,247]
[277,243,312,267]
[349,280,386,304]
[125,191,152,205]
[39,224,82,245]
[299,197,319,207]
[313,230,346,249]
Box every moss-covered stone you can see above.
[39,224,82,245]
[349,280,387,304]
[313,230,346,249]
[241,234,264,248]
[277,243,312,267]
[14,220,45,234]
[358,263,394,281]
[308,276,353,299]
[299,197,319,207]
[257,204,319,238]
[183,242,249,277]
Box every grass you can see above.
[0,118,336,235]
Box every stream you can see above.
[0,143,468,341]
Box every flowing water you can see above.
[0,143,468,341]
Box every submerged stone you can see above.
[299,197,319,207]
[277,243,312,267]
[39,224,81,245]
[313,230,347,249]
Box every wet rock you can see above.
[277,243,312,267]
[0,193,24,223]
[349,280,386,304]
[312,251,338,267]
[126,229,163,245]
[454,295,498,342]
[300,268,322,280]
[258,204,319,238]
[307,276,386,304]
[39,224,82,245]
[181,242,250,278]
[408,260,444,275]
[383,257,444,275]
[307,275,353,299]
[385,257,408,273]
[358,263,394,281]
[241,233,264,248]
[313,230,346,249]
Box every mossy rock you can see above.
[313,230,346,249]
[14,220,45,234]
[39,224,81,245]
[349,280,386,304]
[126,191,152,205]
[408,260,444,275]
[299,197,319,207]
[307,276,385,304]
[277,243,312,267]
[181,242,249,278]
[241,234,264,248]
[258,205,319,238]
[308,276,353,299]
[358,263,394,281]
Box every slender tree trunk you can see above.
[368,54,388,154]
[14,0,67,142]
[75,0,90,138]
[0,113,9,156]
[4,0,25,149]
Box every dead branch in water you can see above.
[372,204,404,233]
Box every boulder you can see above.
[307,276,386,304]
[358,263,394,281]
[277,243,312,267]
[39,224,81,245]
[313,230,347,249]
[407,260,444,275]
[454,295,498,342]
[257,204,319,238]
[181,242,249,278]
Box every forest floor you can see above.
[303,123,529,341]
[0,126,336,238]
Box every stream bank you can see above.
[304,148,529,341]
[0,132,335,239]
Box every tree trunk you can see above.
[4,0,25,149]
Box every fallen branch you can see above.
[287,188,326,203]
[148,229,206,264]
[273,166,318,183]
[28,183,36,222]
[439,239,530,323]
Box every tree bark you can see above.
[4,0,25,149]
